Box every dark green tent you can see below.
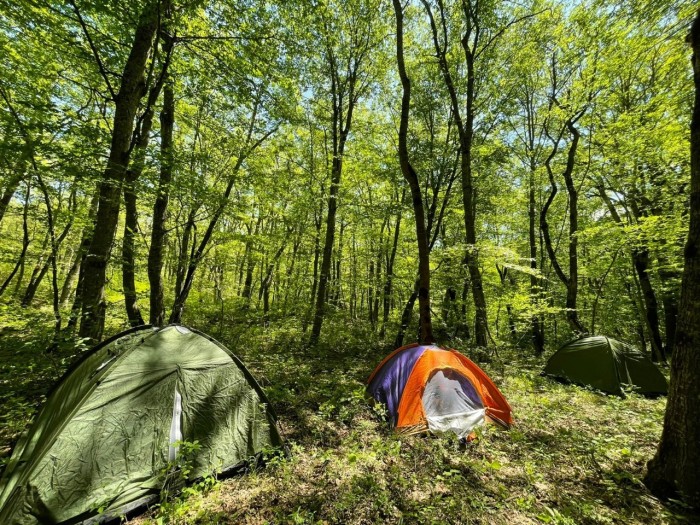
[0,325,282,524]
[543,336,668,396]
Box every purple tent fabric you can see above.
[367,345,431,425]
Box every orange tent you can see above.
[367,344,513,437]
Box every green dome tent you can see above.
[543,336,668,396]
[0,325,283,525]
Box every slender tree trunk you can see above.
[60,253,80,307]
[368,259,375,324]
[380,190,404,338]
[541,118,587,335]
[21,262,50,307]
[422,0,486,346]
[598,184,665,359]
[658,265,680,355]
[148,76,174,326]
[122,162,145,326]
[0,172,22,225]
[373,245,382,326]
[561,121,586,333]
[0,181,30,297]
[633,249,666,362]
[243,216,263,301]
[309,40,361,346]
[79,2,160,342]
[169,94,274,323]
[259,235,289,320]
[121,36,174,328]
[174,208,196,300]
[310,154,342,345]
[529,161,545,354]
[645,16,700,506]
[392,0,433,345]
[394,281,419,348]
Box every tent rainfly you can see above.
[543,335,668,396]
[367,344,513,438]
[0,324,283,525]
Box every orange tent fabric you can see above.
[367,344,513,435]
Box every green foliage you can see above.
[0,0,697,521]
[153,440,221,525]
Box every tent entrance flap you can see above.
[169,387,183,461]
[422,370,485,438]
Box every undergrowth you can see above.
[0,312,696,524]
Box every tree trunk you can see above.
[632,249,666,362]
[0,172,22,225]
[380,189,404,338]
[0,181,30,297]
[644,16,700,506]
[66,189,100,331]
[148,76,174,326]
[392,0,433,345]
[122,163,145,327]
[541,117,587,335]
[529,161,545,354]
[174,208,196,299]
[242,216,263,302]
[309,37,362,346]
[658,264,680,355]
[561,121,586,334]
[394,281,419,348]
[60,252,81,307]
[79,2,160,342]
[422,0,486,346]
[169,92,273,323]
[122,31,174,327]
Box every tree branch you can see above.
[69,0,117,100]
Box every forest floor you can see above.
[1,312,698,525]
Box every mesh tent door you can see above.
[422,369,485,438]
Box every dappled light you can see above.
[2,0,700,521]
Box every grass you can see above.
[0,312,697,524]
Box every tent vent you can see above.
[169,388,183,461]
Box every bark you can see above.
[170,92,274,323]
[527,155,545,354]
[174,208,196,299]
[79,1,160,342]
[372,240,382,326]
[0,172,22,225]
[148,76,174,326]
[422,0,487,346]
[331,220,346,305]
[35,171,62,334]
[122,39,173,327]
[368,259,375,323]
[21,230,50,303]
[242,216,263,301]
[380,189,404,338]
[122,159,145,327]
[66,189,100,331]
[597,185,666,361]
[645,15,700,506]
[309,195,323,321]
[259,232,290,318]
[59,252,80,307]
[394,281,419,348]
[0,181,30,297]
[658,265,680,355]
[309,26,364,346]
[632,249,666,362]
[392,0,434,345]
[541,117,587,335]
